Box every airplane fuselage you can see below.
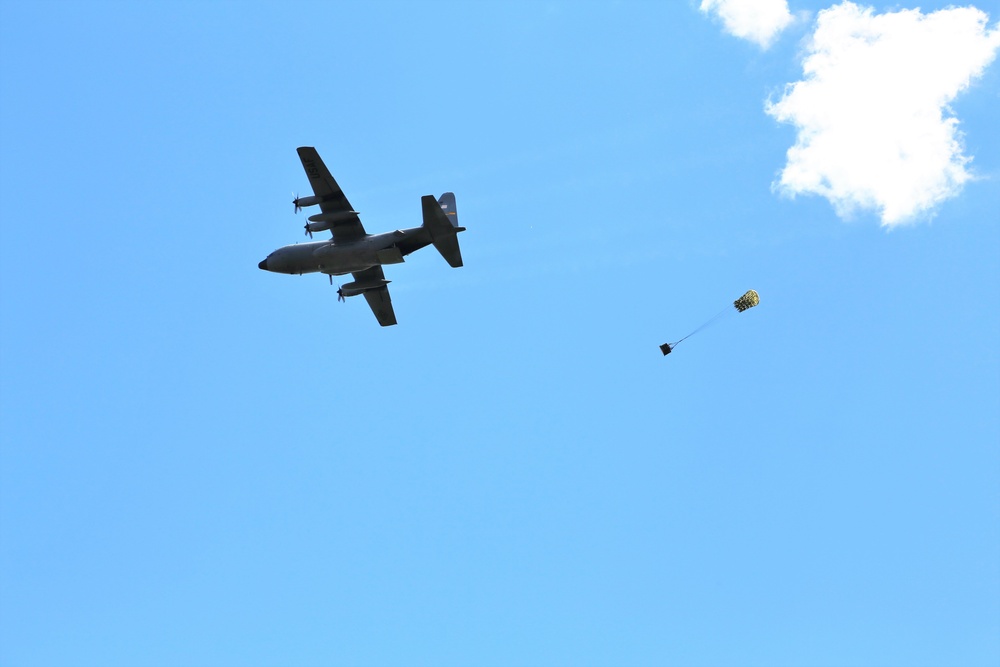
[258,226,432,276]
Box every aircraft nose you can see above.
[258,258,268,270]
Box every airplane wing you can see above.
[352,266,397,327]
[297,146,366,242]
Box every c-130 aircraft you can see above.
[258,147,466,326]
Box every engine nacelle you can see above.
[305,210,360,234]
[307,212,361,234]
[305,220,333,234]
[338,278,391,298]
[293,195,322,209]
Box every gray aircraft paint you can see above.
[259,147,465,326]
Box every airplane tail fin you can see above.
[437,192,459,227]
[421,193,465,268]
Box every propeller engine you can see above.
[337,278,390,300]
[302,211,360,239]
[292,193,322,214]
[328,274,345,301]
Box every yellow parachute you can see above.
[734,290,760,313]
[661,289,760,356]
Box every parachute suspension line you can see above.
[670,304,732,347]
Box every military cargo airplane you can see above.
[258,147,466,326]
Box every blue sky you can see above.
[1,1,998,665]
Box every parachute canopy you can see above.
[733,289,760,313]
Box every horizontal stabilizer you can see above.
[421,194,464,268]
[434,234,463,268]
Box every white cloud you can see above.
[700,0,794,49]
[766,2,1000,226]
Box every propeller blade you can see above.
[337,287,345,302]
[293,192,301,214]
[304,223,312,239]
